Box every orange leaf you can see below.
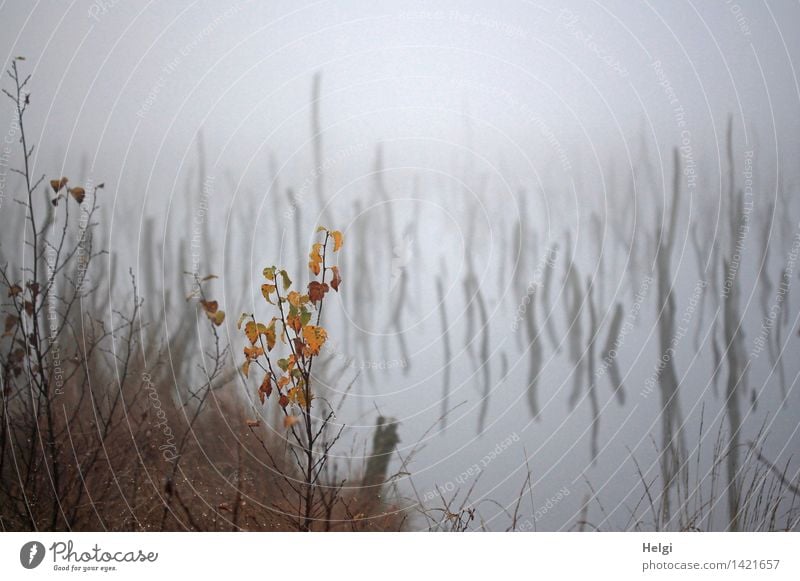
[302,325,327,356]
[245,321,268,345]
[331,230,344,251]
[279,270,292,291]
[201,300,224,325]
[258,375,273,403]
[288,386,309,407]
[330,266,342,292]
[69,187,86,204]
[283,415,301,429]
[287,291,308,307]
[261,284,276,304]
[244,345,265,360]
[308,243,323,275]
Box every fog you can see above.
[2,0,800,531]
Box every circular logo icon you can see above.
[19,541,45,569]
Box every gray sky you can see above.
[2,0,799,194]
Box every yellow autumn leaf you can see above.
[261,284,276,304]
[287,291,303,307]
[331,230,344,252]
[330,266,342,292]
[69,187,86,204]
[50,177,68,193]
[287,311,302,333]
[302,325,327,355]
[258,374,273,403]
